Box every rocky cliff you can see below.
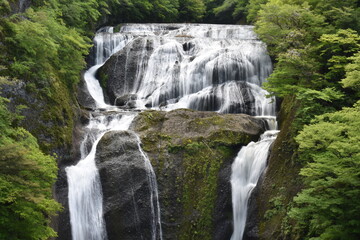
[92,108,267,239]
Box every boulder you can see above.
[77,74,98,110]
[131,109,267,239]
[95,130,162,240]
[97,37,157,104]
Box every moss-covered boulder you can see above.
[131,109,266,240]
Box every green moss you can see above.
[137,110,166,131]
[14,80,75,157]
[140,131,240,239]
[135,109,261,240]
[207,129,252,147]
[97,69,108,90]
[179,141,235,240]
[189,115,225,130]
[257,95,303,240]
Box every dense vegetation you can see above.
[0,94,61,240]
[247,0,360,239]
[0,0,359,239]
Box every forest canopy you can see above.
[0,0,359,239]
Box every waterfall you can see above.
[68,23,277,240]
[67,27,163,240]
[136,135,163,240]
[66,113,135,240]
[84,29,133,108]
[230,129,278,240]
[96,23,274,114]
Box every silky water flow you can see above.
[66,24,278,240]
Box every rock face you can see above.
[129,109,266,240]
[95,130,162,240]
[97,37,157,104]
[77,74,98,110]
[9,0,31,13]
[244,96,303,240]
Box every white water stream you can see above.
[66,114,135,240]
[66,24,278,240]
[66,27,162,240]
[230,129,278,240]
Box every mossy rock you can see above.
[249,95,303,240]
[131,109,266,240]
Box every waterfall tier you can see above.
[67,23,278,240]
[95,24,274,115]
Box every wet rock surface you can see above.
[130,109,266,239]
[97,37,157,104]
[95,130,161,240]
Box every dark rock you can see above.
[115,94,137,107]
[182,42,195,52]
[126,100,137,109]
[9,0,31,13]
[97,37,157,104]
[95,130,162,240]
[243,171,264,240]
[131,109,266,239]
[213,163,234,240]
[53,168,72,240]
[251,95,303,240]
[77,73,97,110]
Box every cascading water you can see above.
[230,129,279,240]
[68,23,277,240]
[84,28,133,108]
[66,113,135,240]
[66,27,162,240]
[97,24,274,115]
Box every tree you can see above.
[150,0,179,22]
[213,0,247,23]
[178,0,205,22]
[342,51,360,92]
[255,1,327,56]
[246,0,268,22]
[5,8,90,88]
[290,102,360,239]
[0,96,61,240]
[319,29,360,84]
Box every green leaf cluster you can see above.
[255,0,360,123]
[0,96,61,240]
[4,8,91,89]
[241,0,360,238]
[290,103,360,239]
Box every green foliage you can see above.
[0,0,10,15]
[106,0,179,23]
[255,1,326,56]
[294,87,343,126]
[0,96,61,240]
[151,0,179,22]
[5,8,90,89]
[305,0,360,31]
[58,0,104,32]
[263,46,322,97]
[290,103,360,239]
[213,0,243,23]
[342,51,360,92]
[319,29,360,83]
[178,0,206,22]
[248,0,360,238]
[246,0,268,22]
